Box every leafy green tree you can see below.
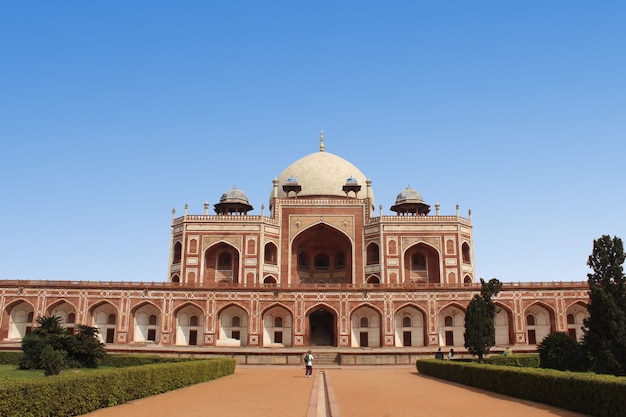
[582,235,626,375]
[464,278,502,362]
[538,332,586,371]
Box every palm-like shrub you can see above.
[20,316,71,372]
[20,315,106,375]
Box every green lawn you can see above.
[0,364,113,382]
[0,364,45,381]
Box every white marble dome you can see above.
[275,150,374,204]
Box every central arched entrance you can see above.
[308,308,335,346]
[292,224,353,284]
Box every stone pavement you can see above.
[82,365,589,417]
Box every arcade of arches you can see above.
[1,290,589,349]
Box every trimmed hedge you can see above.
[416,359,626,417]
[483,354,540,368]
[0,351,22,365]
[100,353,197,368]
[0,358,236,417]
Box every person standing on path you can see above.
[304,350,314,377]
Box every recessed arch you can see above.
[217,303,249,346]
[351,304,382,347]
[204,241,241,284]
[494,302,514,346]
[5,299,35,313]
[565,301,588,341]
[394,304,427,347]
[174,302,204,346]
[47,300,78,332]
[261,303,293,347]
[263,275,278,284]
[292,223,353,284]
[45,299,76,317]
[188,238,198,254]
[462,242,471,264]
[5,300,35,340]
[388,239,397,255]
[348,302,383,318]
[131,301,162,344]
[438,301,467,314]
[366,275,380,284]
[445,239,455,255]
[366,242,380,265]
[216,302,250,318]
[173,241,182,264]
[438,303,466,347]
[524,302,556,345]
[403,241,441,284]
[173,301,204,315]
[88,300,117,314]
[264,242,278,265]
[306,303,338,347]
[89,301,119,344]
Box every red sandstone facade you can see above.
[0,139,589,352]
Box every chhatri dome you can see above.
[214,185,253,215]
[390,185,430,215]
[274,131,374,205]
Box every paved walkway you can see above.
[82,365,589,417]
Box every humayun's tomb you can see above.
[0,134,589,364]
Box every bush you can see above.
[40,345,64,376]
[538,332,587,371]
[483,354,540,368]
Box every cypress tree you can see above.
[583,235,626,375]
[464,278,502,362]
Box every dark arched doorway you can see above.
[309,308,335,346]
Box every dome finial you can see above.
[320,130,325,152]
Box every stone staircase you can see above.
[311,351,340,366]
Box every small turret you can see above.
[390,186,430,216]
[214,186,253,215]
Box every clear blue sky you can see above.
[1,1,624,283]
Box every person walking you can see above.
[304,350,314,378]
